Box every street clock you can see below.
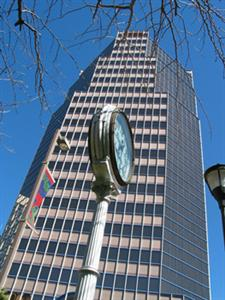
[89,105,134,187]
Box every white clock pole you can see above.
[74,175,119,300]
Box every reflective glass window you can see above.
[138,277,148,291]
[78,200,87,210]
[9,263,20,277]
[153,227,162,238]
[57,242,67,256]
[126,276,137,290]
[49,267,60,282]
[73,220,82,232]
[29,265,40,279]
[126,203,134,214]
[52,198,60,208]
[104,274,114,288]
[130,249,139,262]
[100,247,107,260]
[69,199,78,210]
[119,249,128,262]
[133,225,142,237]
[123,225,130,236]
[143,226,152,237]
[67,244,77,257]
[108,248,118,260]
[18,238,28,251]
[115,274,125,289]
[54,219,64,231]
[39,266,50,281]
[47,241,57,254]
[36,217,45,228]
[77,245,86,258]
[64,219,73,232]
[146,204,153,215]
[141,250,150,263]
[42,197,51,208]
[71,270,78,285]
[83,221,91,233]
[28,239,38,252]
[155,205,163,215]
[152,251,161,264]
[136,203,143,214]
[60,269,71,283]
[113,224,121,235]
[37,240,48,253]
[149,278,159,292]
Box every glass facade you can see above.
[0,31,210,300]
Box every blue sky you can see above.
[1,2,225,299]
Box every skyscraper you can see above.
[0,31,210,300]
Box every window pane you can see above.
[104,274,114,288]
[60,269,71,283]
[54,219,64,231]
[45,218,54,229]
[57,242,67,255]
[39,266,50,281]
[77,245,86,257]
[130,249,139,262]
[115,274,125,289]
[67,244,77,257]
[19,264,30,278]
[126,276,137,290]
[71,270,78,285]
[64,219,73,232]
[18,238,28,251]
[83,221,91,233]
[73,220,82,232]
[154,227,162,238]
[152,251,161,264]
[100,247,107,260]
[36,217,45,228]
[119,249,128,262]
[60,198,69,209]
[29,265,40,279]
[52,197,60,208]
[141,250,150,263]
[28,239,38,252]
[108,248,118,260]
[149,278,159,292]
[9,263,20,277]
[143,226,152,237]
[133,225,142,237]
[138,277,148,291]
[37,240,47,253]
[47,241,57,254]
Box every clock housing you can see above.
[89,105,134,187]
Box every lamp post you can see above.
[74,105,134,300]
[204,164,225,247]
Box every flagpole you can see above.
[0,129,66,289]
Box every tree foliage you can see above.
[0,289,8,300]
[0,0,224,116]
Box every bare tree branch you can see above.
[0,0,224,121]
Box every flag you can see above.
[26,166,55,228]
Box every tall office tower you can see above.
[0,31,210,300]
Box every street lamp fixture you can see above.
[57,134,70,151]
[204,164,225,246]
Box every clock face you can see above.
[111,112,134,185]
